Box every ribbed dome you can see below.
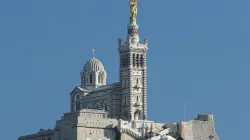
[83,57,105,72]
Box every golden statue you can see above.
[130,0,137,21]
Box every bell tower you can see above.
[118,0,148,121]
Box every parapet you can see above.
[195,113,214,121]
[18,129,54,140]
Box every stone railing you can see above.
[121,127,142,139]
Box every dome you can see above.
[83,57,105,72]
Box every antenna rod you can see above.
[184,100,187,121]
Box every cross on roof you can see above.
[92,49,95,58]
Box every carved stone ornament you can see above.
[118,38,122,46]
[144,37,148,45]
[127,36,132,46]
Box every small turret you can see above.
[196,113,214,121]
[80,49,107,91]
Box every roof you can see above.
[77,86,90,92]
[83,57,105,72]
[82,82,121,97]
[18,129,54,140]
[70,86,90,95]
[93,82,120,91]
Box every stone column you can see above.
[142,53,147,119]
[129,52,134,121]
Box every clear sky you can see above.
[0,0,249,139]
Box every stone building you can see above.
[18,1,219,140]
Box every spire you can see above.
[92,49,95,58]
[128,0,139,44]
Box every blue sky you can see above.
[0,0,249,139]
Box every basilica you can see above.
[18,1,219,140]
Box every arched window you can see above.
[90,74,92,83]
[83,75,85,84]
[76,101,80,111]
[98,73,103,84]
[140,54,143,67]
[126,53,129,67]
[133,54,136,67]
[134,111,139,120]
[137,96,139,102]
[124,96,127,105]
[136,78,139,85]
[96,104,99,109]
[104,104,108,111]
[121,54,124,68]
[87,103,92,109]
[98,74,101,84]
[124,54,126,67]
[136,54,139,67]
[76,95,80,111]
[134,110,142,120]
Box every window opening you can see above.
[98,74,101,84]
[90,74,92,83]
[126,53,129,67]
[133,54,136,67]
[140,54,143,67]
[136,54,139,67]
[105,104,108,111]
[83,75,85,84]
[124,96,127,105]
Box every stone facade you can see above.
[178,114,219,140]
[18,2,219,140]
[70,22,148,122]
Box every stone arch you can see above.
[75,94,80,100]
[76,101,81,111]
[134,109,142,120]
[86,102,93,109]
[97,72,104,84]
[95,101,101,109]
[98,73,101,84]
[75,94,81,111]
[102,100,109,112]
